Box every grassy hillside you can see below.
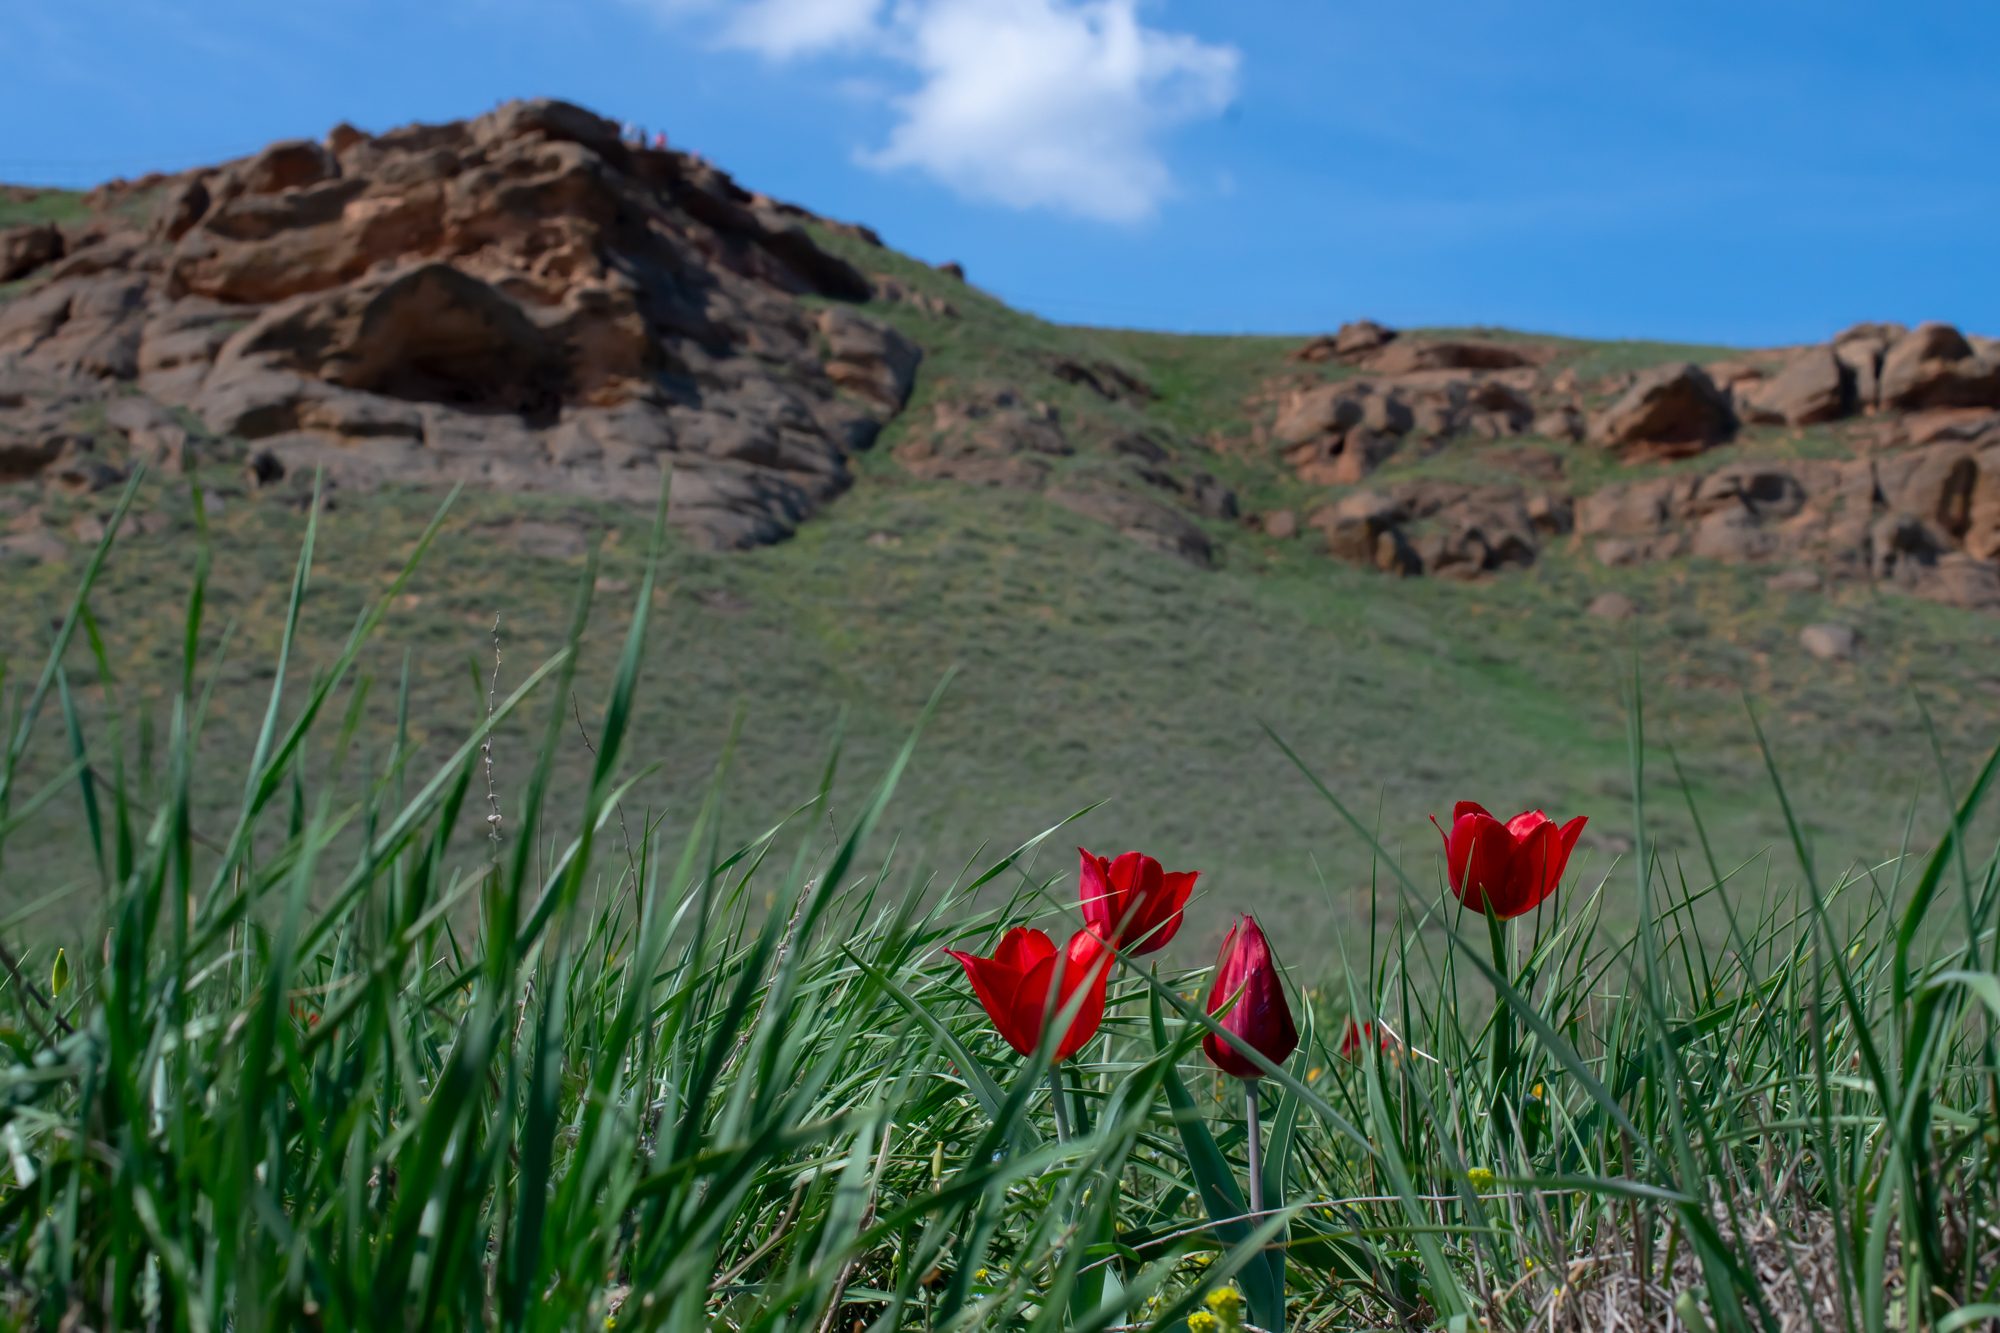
[2,205,1996,970]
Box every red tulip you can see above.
[1434,802,1587,920]
[1339,1018,1391,1060]
[1078,848,1197,955]
[948,927,1110,1062]
[1202,915,1298,1079]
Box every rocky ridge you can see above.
[1251,319,2000,609]
[0,99,923,549]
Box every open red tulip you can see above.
[1078,848,1196,955]
[948,926,1110,1062]
[1202,915,1298,1079]
[1434,802,1587,920]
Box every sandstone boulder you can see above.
[1799,624,1855,660]
[1880,323,2000,411]
[1741,346,1852,426]
[1532,406,1583,441]
[1587,363,1735,458]
[1588,592,1636,619]
[1833,322,1904,410]
[1273,384,1363,445]
[1578,478,1680,536]
[1311,490,1405,565]
[0,224,63,281]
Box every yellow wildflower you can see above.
[1466,1167,1496,1192]
[1205,1285,1244,1330]
[1189,1314,1220,1333]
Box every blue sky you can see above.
[6,0,1999,345]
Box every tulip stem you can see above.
[1485,907,1514,1136]
[1244,1078,1264,1218]
[1049,1066,1071,1144]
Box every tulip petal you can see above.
[1452,812,1514,915]
[1558,815,1588,863]
[1452,800,1495,825]
[1504,809,1552,841]
[948,948,1036,1056]
[1128,870,1197,954]
[1053,930,1111,1061]
[1503,819,1562,917]
[993,925,1053,974]
[1077,849,1115,940]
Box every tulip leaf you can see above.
[843,947,1038,1151]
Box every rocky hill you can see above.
[0,99,922,549]
[6,98,2000,627]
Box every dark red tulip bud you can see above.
[1202,915,1298,1079]
[948,926,1110,1063]
[1433,802,1587,920]
[1078,848,1197,955]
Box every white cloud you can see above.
[708,0,1238,224]
[719,0,884,58]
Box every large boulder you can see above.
[1273,384,1363,445]
[1832,321,1905,410]
[1587,363,1736,458]
[1741,346,1852,426]
[1880,322,2000,410]
[0,224,63,281]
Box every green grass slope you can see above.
[2,215,1995,967]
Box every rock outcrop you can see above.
[0,99,922,549]
[1587,363,1736,459]
[1571,434,2000,609]
[1739,345,1852,426]
[1308,479,1570,580]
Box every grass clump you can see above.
[0,472,1997,1333]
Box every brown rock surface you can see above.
[1,225,64,282]
[1362,338,1539,375]
[0,98,914,550]
[1833,322,1904,410]
[1740,345,1853,426]
[1879,322,2000,411]
[1587,363,1736,458]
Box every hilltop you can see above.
[3,99,1999,959]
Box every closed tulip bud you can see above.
[1434,801,1587,920]
[1202,915,1298,1079]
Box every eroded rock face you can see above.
[1570,440,2000,609]
[1587,363,1736,459]
[0,98,920,550]
[1740,346,1853,426]
[1880,322,2000,412]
